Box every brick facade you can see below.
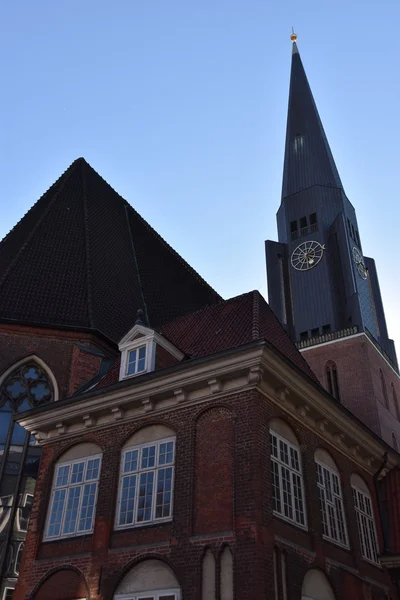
[14,388,396,599]
[300,333,400,448]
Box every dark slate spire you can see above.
[282,37,343,200]
[0,158,221,342]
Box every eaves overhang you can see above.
[16,338,399,475]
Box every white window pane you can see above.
[78,482,97,531]
[141,445,156,469]
[159,442,174,465]
[124,450,139,473]
[155,467,173,518]
[56,465,70,487]
[71,461,85,484]
[119,475,137,526]
[62,486,81,534]
[137,471,154,522]
[47,489,66,537]
[86,458,100,481]
[271,460,281,513]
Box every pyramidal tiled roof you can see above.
[0,158,222,342]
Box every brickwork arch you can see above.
[31,566,89,600]
[107,554,181,599]
[301,568,336,600]
[269,417,299,446]
[119,419,177,450]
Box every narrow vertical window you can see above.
[309,212,317,232]
[270,430,307,528]
[392,433,398,452]
[352,480,379,564]
[299,216,308,235]
[316,459,348,547]
[325,362,340,401]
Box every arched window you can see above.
[325,362,340,401]
[270,419,307,529]
[44,443,102,540]
[113,559,180,599]
[220,546,234,600]
[351,474,379,564]
[301,569,335,599]
[116,425,176,529]
[392,383,400,420]
[202,549,216,600]
[315,449,348,548]
[380,369,389,409]
[392,433,398,452]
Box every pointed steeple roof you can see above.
[0,158,221,342]
[282,39,343,200]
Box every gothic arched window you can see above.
[380,369,389,409]
[325,362,340,402]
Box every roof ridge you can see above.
[75,159,221,302]
[251,290,260,340]
[81,160,94,328]
[123,203,150,327]
[0,159,78,292]
[158,290,254,330]
[125,203,222,301]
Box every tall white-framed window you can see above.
[44,454,102,540]
[270,429,307,528]
[351,479,379,564]
[316,460,348,548]
[17,492,34,531]
[114,589,180,600]
[116,438,175,529]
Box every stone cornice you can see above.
[18,342,399,475]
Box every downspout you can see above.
[373,451,389,553]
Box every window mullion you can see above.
[276,460,285,516]
[59,485,69,537]
[151,467,158,521]
[75,482,86,534]
[134,468,141,525]
[289,468,297,523]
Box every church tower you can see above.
[266,34,400,446]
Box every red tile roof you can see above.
[96,291,316,389]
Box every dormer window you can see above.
[118,320,184,382]
[127,346,147,376]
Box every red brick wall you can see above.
[0,323,115,400]
[14,389,397,600]
[155,345,181,371]
[34,568,88,600]
[194,407,234,534]
[301,334,400,447]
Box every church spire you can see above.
[281,33,343,201]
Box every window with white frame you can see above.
[2,588,14,600]
[114,590,180,600]
[316,460,348,547]
[45,454,102,540]
[116,438,175,529]
[352,483,379,564]
[127,346,147,376]
[270,430,306,528]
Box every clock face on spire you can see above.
[352,247,368,279]
[291,241,325,271]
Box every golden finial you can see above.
[290,27,297,42]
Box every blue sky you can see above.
[1,0,399,349]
